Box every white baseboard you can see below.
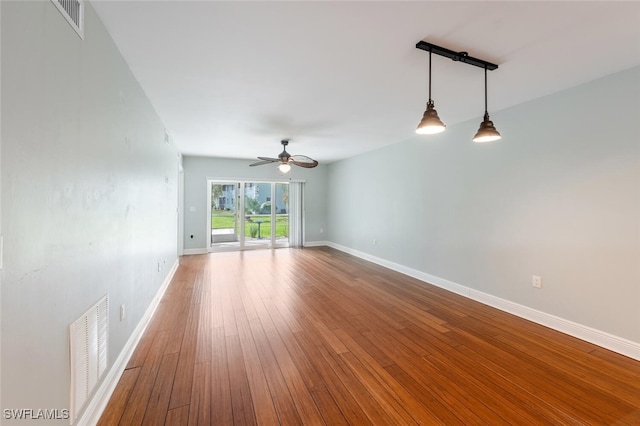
[469,289,640,360]
[183,248,207,255]
[184,242,328,252]
[78,258,180,425]
[304,240,330,247]
[326,242,640,361]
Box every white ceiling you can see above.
[91,1,640,163]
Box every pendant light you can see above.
[416,50,446,135]
[415,41,501,142]
[472,65,501,142]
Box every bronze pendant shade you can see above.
[473,112,501,142]
[416,100,446,135]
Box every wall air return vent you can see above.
[69,294,109,423]
[50,0,84,39]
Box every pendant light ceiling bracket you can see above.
[416,41,498,71]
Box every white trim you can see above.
[469,289,640,360]
[303,240,330,248]
[206,180,214,252]
[205,177,306,183]
[326,242,640,361]
[177,167,184,256]
[183,248,207,256]
[78,259,179,425]
[270,183,276,247]
[239,182,245,250]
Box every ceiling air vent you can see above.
[50,0,84,39]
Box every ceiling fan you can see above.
[250,139,318,173]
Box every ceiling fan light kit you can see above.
[250,139,318,174]
[278,163,292,173]
[416,41,501,142]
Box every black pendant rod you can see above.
[416,41,498,71]
[483,66,488,113]
[428,50,432,102]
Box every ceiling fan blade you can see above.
[250,159,277,167]
[291,155,318,168]
[257,156,279,162]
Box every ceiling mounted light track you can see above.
[415,41,502,142]
[416,41,498,70]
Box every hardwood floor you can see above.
[99,247,640,425]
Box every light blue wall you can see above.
[2,2,637,420]
[1,2,178,422]
[183,156,328,250]
[327,66,640,343]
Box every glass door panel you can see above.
[210,182,239,248]
[274,183,289,246]
[243,182,271,249]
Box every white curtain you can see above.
[288,182,304,248]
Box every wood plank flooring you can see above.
[99,247,640,425]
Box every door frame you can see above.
[207,178,303,252]
[207,180,241,251]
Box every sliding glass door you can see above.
[208,180,291,251]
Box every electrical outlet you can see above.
[120,304,126,321]
[532,275,542,288]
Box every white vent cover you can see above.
[69,294,109,423]
[50,0,84,39]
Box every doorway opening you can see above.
[208,180,292,251]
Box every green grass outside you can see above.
[212,211,288,238]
